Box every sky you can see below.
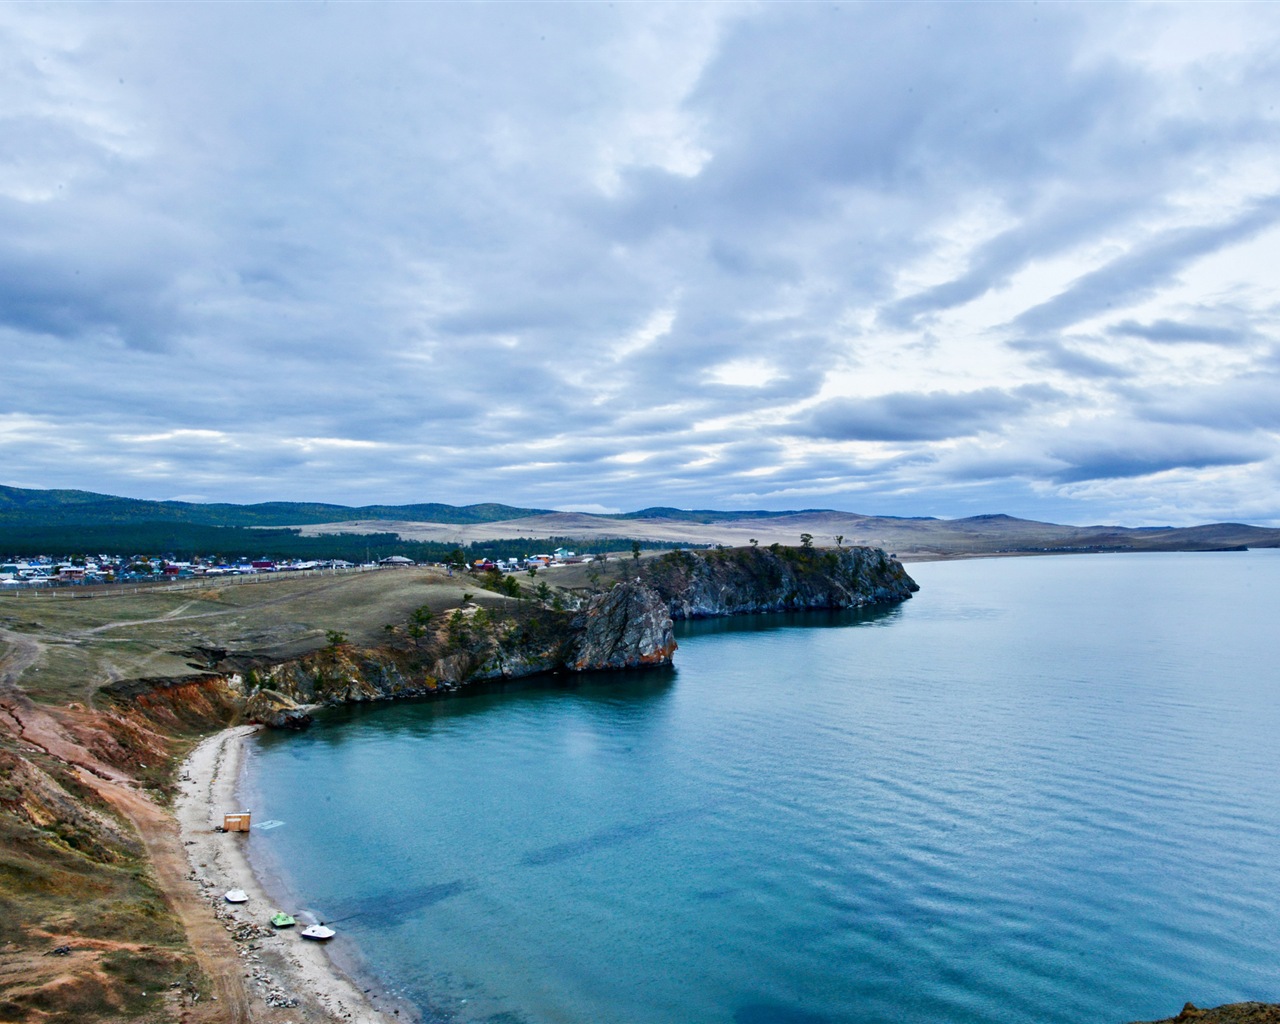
[3,2,1280,526]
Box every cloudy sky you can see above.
[3,2,1280,525]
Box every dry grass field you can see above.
[0,567,525,707]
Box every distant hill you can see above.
[0,484,550,528]
[608,507,942,524]
[608,507,838,523]
[3,484,1279,557]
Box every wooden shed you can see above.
[223,812,251,832]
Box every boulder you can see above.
[243,689,313,730]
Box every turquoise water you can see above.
[241,551,1280,1024]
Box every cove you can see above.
[240,551,1280,1024]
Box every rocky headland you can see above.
[640,542,919,619]
[104,545,917,731]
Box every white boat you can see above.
[300,925,335,941]
[224,889,248,903]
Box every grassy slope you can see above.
[0,566,526,707]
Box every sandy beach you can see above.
[176,725,414,1024]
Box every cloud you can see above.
[797,386,1064,443]
[1011,196,1280,335]
[1007,338,1133,380]
[1109,318,1249,345]
[1046,424,1271,484]
[883,194,1154,329]
[1,3,1279,525]
[1136,372,1280,433]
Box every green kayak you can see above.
[270,912,296,928]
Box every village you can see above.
[0,546,596,589]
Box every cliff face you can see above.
[641,544,918,619]
[109,580,677,730]
[569,578,676,671]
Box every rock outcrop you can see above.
[569,579,676,670]
[242,688,313,730]
[642,544,917,619]
[1132,1003,1280,1023]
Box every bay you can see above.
[241,550,1280,1024]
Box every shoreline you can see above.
[176,724,417,1024]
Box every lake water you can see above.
[241,551,1280,1024]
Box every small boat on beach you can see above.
[300,925,335,941]
[224,889,248,904]
[270,912,296,928]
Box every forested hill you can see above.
[0,484,551,528]
[4,484,1280,558]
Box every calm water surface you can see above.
[241,552,1280,1024]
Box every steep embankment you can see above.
[0,641,242,1023]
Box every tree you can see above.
[631,541,641,561]
[536,581,552,606]
[800,533,814,549]
[448,547,467,569]
[834,535,844,548]
[446,610,469,650]
[324,629,348,649]
[749,538,758,547]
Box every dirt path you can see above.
[95,773,252,1024]
[79,606,240,634]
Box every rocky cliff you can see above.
[103,580,676,730]
[102,546,911,730]
[641,544,918,619]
